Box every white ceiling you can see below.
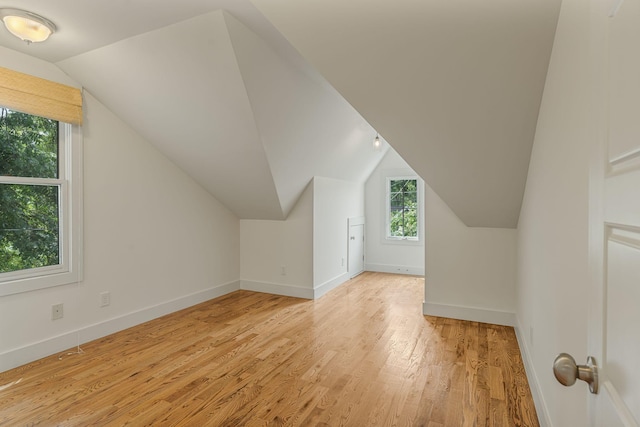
[0,0,561,226]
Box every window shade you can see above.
[0,66,82,125]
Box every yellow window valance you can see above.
[0,66,82,125]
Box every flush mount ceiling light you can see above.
[0,8,56,43]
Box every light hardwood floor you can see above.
[0,272,538,426]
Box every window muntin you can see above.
[0,107,81,295]
[386,177,420,241]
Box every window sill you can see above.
[384,237,422,246]
[0,267,81,296]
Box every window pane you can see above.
[390,180,404,192]
[0,184,60,273]
[405,190,417,205]
[0,108,58,179]
[404,208,417,237]
[390,192,404,208]
[389,207,404,237]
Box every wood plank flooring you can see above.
[0,272,539,426]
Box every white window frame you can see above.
[0,121,83,296]
[385,175,423,244]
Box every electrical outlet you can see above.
[52,303,63,320]
[100,291,111,307]
[280,266,286,276]
[341,258,345,266]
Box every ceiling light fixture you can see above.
[0,8,56,43]
[373,134,382,151]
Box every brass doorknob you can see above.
[553,353,598,394]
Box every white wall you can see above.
[0,50,240,371]
[515,0,591,425]
[241,176,364,299]
[365,148,425,275]
[313,176,364,296]
[423,182,517,326]
[240,182,314,298]
[368,148,516,326]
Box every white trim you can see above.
[365,263,425,276]
[609,0,624,18]
[609,146,640,166]
[240,279,313,299]
[0,280,239,372]
[240,273,351,300]
[422,302,516,327]
[600,381,639,427]
[347,216,365,227]
[0,176,64,185]
[314,272,349,298]
[514,319,552,427]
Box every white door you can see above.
[586,0,640,424]
[348,218,364,278]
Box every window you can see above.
[0,67,82,296]
[0,109,81,295]
[386,177,420,241]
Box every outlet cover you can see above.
[52,303,63,320]
[100,291,111,307]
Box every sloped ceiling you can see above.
[0,1,386,220]
[224,14,381,216]
[60,11,286,219]
[39,6,384,220]
[250,0,562,228]
[0,0,561,226]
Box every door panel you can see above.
[592,0,640,424]
[605,231,640,423]
[609,0,640,162]
[594,385,629,427]
[348,222,364,278]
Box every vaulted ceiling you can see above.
[0,0,561,227]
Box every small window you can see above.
[0,107,82,295]
[386,177,420,241]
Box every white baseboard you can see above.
[514,320,552,427]
[240,273,350,300]
[0,280,240,373]
[365,263,425,276]
[314,272,349,298]
[240,280,314,299]
[422,302,516,327]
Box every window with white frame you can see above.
[386,177,420,241]
[0,68,83,296]
[0,109,82,295]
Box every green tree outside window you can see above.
[388,179,418,239]
[0,108,60,273]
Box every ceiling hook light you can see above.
[0,8,56,44]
